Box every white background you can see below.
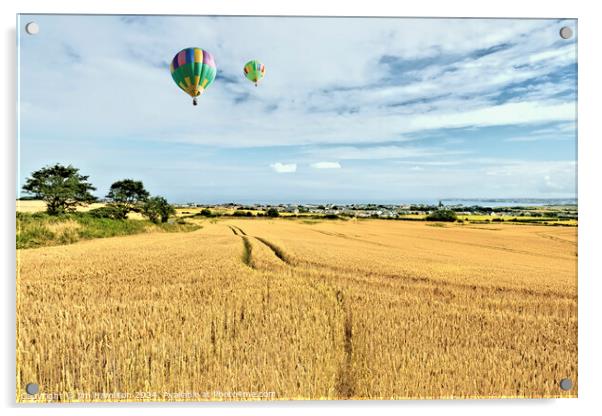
[1,1,600,415]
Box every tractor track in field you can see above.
[254,236,291,264]
[229,224,290,267]
[229,223,575,300]
[311,229,392,248]
[227,222,356,397]
[241,236,254,268]
[535,231,577,246]
[228,226,254,267]
[231,225,247,236]
[334,289,355,398]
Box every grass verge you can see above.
[16,212,200,249]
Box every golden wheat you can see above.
[16,218,577,401]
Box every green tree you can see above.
[199,208,213,217]
[426,209,458,222]
[21,164,97,215]
[106,179,150,218]
[266,208,280,217]
[142,196,176,224]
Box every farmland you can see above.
[16,216,577,401]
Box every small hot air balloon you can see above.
[170,47,217,105]
[243,60,265,87]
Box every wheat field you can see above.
[16,218,577,401]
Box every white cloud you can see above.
[270,162,297,173]
[310,161,341,169]
[504,121,576,142]
[483,160,576,193]
[406,101,575,132]
[505,135,568,143]
[19,16,577,149]
[17,16,577,201]
[307,146,468,160]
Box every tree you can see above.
[22,164,96,215]
[199,208,213,217]
[266,208,280,217]
[106,179,149,218]
[142,196,175,224]
[88,205,127,219]
[426,209,458,222]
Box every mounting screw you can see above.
[25,383,39,395]
[559,26,573,40]
[559,378,573,391]
[25,22,39,35]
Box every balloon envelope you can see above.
[243,60,265,85]
[170,48,217,98]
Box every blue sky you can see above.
[18,15,577,204]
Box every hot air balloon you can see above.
[170,47,217,105]
[243,60,265,86]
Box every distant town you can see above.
[173,201,578,222]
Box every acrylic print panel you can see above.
[16,14,577,402]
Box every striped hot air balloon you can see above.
[243,60,265,86]
[170,47,217,105]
